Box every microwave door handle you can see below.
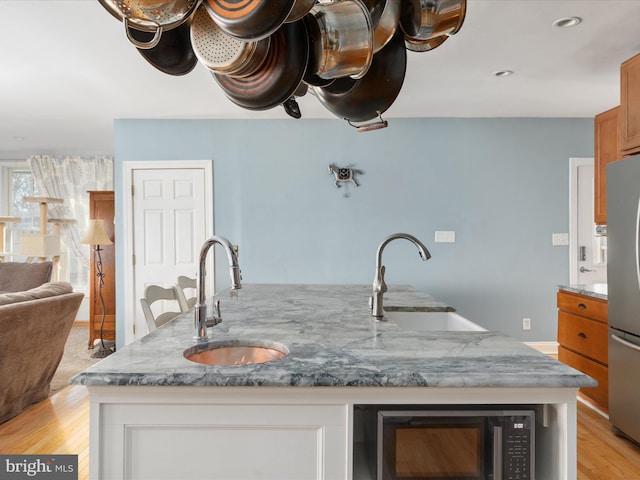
[493,425,503,480]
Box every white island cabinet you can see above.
[89,386,577,479]
[74,285,593,479]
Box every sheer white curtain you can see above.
[26,155,113,267]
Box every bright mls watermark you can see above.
[0,455,77,479]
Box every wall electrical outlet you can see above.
[552,233,569,246]
[522,317,531,331]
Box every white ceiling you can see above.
[1,0,640,159]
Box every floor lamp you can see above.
[81,219,114,358]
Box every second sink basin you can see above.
[386,311,486,332]
[184,340,289,366]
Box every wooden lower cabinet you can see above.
[557,290,608,411]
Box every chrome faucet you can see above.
[194,235,242,343]
[370,233,431,319]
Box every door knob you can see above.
[579,266,595,273]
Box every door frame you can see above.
[122,160,214,345]
[569,157,594,285]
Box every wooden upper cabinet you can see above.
[594,106,621,225]
[621,52,640,155]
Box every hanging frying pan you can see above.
[313,30,406,123]
[128,21,197,75]
[212,19,309,111]
[285,0,316,23]
[204,0,295,41]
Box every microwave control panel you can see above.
[502,415,533,480]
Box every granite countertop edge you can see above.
[71,284,595,390]
[558,284,608,301]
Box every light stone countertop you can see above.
[558,283,608,301]
[71,284,595,389]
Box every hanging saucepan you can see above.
[128,21,197,75]
[404,33,448,52]
[308,0,374,81]
[285,0,316,23]
[313,29,406,123]
[99,0,200,49]
[190,4,270,78]
[204,0,295,41]
[212,19,309,111]
[400,0,466,42]
[301,13,335,87]
[361,0,402,53]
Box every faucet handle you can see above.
[205,300,222,327]
[376,265,388,294]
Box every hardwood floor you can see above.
[0,386,90,480]
[1,386,639,479]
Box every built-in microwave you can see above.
[360,407,535,480]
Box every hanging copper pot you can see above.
[400,0,466,42]
[204,0,295,41]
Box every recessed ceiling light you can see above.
[553,16,582,28]
[493,70,514,77]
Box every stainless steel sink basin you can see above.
[386,311,486,332]
[184,340,288,366]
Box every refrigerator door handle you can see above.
[612,333,640,352]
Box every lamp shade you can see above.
[80,219,113,246]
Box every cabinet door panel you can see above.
[621,52,640,154]
[558,311,608,364]
[558,346,608,409]
[557,291,608,323]
[594,106,621,225]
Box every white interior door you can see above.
[569,158,607,285]
[124,161,213,344]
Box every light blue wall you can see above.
[114,117,593,345]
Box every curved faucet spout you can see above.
[194,235,242,343]
[371,233,431,319]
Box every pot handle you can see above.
[346,111,389,132]
[125,18,163,50]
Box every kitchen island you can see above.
[72,284,594,479]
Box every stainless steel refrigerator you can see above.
[608,155,640,445]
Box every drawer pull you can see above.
[578,303,587,309]
[578,332,587,339]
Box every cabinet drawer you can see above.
[559,346,608,410]
[558,311,608,364]
[557,291,608,323]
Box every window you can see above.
[1,164,88,290]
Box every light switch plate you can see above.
[552,233,569,246]
[435,231,456,243]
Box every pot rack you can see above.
[99,0,466,132]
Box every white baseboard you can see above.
[525,341,559,355]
